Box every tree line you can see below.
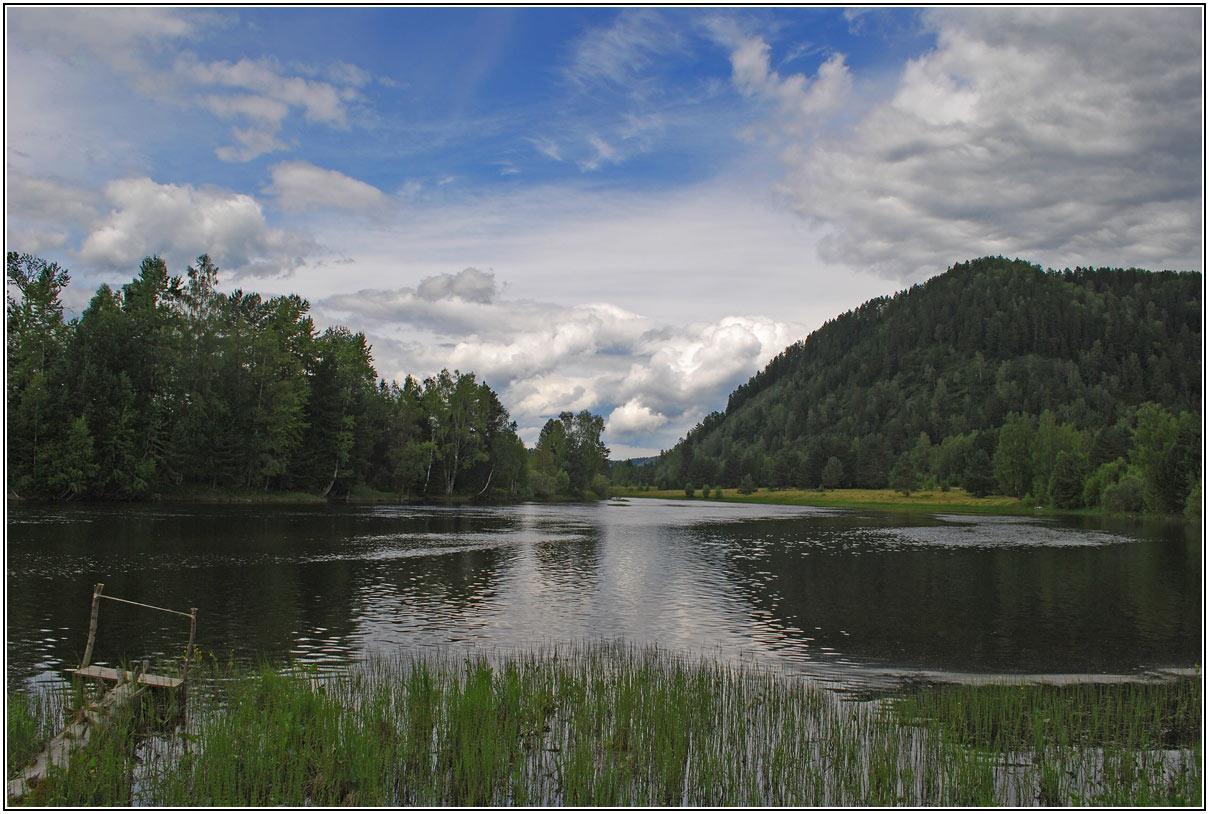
[625,257,1202,517]
[6,252,610,501]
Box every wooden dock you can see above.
[73,665,184,690]
[6,584,197,804]
[6,673,149,801]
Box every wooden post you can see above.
[79,583,104,670]
[183,608,198,683]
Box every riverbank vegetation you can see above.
[618,258,1201,521]
[611,485,1038,514]
[6,252,610,504]
[8,645,1200,806]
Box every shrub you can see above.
[684,482,695,498]
[529,471,556,499]
[590,474,611,499]
[961,449,996,497]
[1185,477,1202,524]
[553,470,571,496]
[1082,458,1126,508]
[738,474,756,495]
[1103,476,1146,514]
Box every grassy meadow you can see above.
[7,644,1201,807]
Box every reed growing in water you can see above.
[7,643,1201,807]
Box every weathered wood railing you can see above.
[78,582,198,686]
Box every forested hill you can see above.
[641,257,1202,514]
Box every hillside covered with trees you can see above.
[6,252,609,502]
[632,257,1201,516]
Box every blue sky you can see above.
[6,6,1203,457]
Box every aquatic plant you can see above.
[7,644,1201,807]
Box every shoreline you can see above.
[609,486,1192,522]
[5,489,594,507]
[7,486,1193,523]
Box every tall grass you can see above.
[7,644,1202,807]
[889,679,1203,806]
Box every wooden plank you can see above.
[7,680,147,802]
[72,665,183,690]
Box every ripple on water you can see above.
[881,516,1135,549]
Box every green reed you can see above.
[6,692,55,779]
[7,645,1202,807]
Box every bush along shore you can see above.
[7,643,1201,807]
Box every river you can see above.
[5,499,1200,692]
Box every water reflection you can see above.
[5,500,1199,691]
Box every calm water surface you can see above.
[5,499,1200,691]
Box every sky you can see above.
[5,6,1204,458]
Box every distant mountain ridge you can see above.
[636,256,1201,513]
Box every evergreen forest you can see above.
[6,252,609,502]
[627,257,1202,517]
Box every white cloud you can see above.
[512,375,601,420]
[727,34,852,125]
[5,172,102,255]
[7,225,70,255]
[77,177,314,277]
[563,9,684,92]
[615,315,798,418]
[442,302,651,382]
[416,267,497,303]
[179,56,349,126]
[288,172,897,455]
[744,7,1203,279]
[319,266,801,455]
[325,60,373,88]
[7,8,372,166]
[6,172,101,230]
[177,55,358,161]
[216,128,290,163]
[264,161,389,214]
[6,7,205,85]
[203,93,291,124]
[607,399,669,437]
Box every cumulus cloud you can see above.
[615,316,797,418]
[607,399,669,437]
[512,376,601,420]
[320,271,800,453]
[739,7,1203,279]
[264,161,389,214]
[77,177,314,276]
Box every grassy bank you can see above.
[611,485,1044,515]
[8,645,1201,807]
